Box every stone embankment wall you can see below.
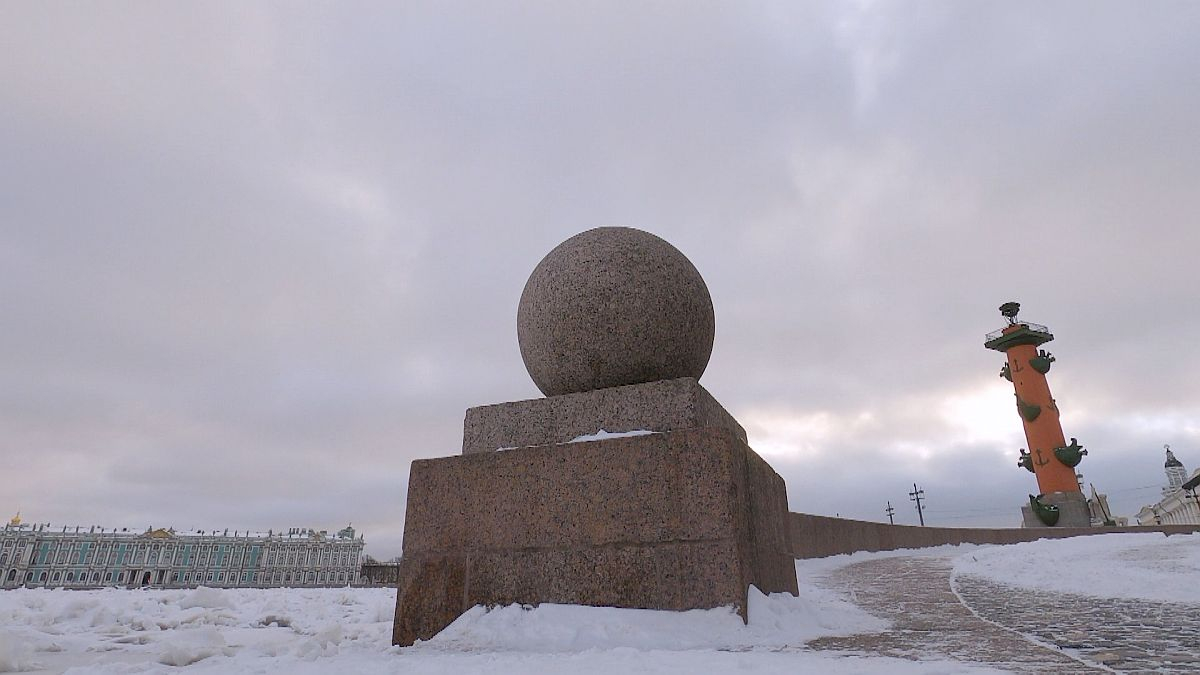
[788,512,1200,559]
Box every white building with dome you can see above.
[1,514,365,589]
[1136,446,1200,525]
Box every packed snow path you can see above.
[955,575,1200,672]
[808,555,1097,673]
[808,545,1200,673]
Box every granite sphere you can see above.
[517,227,715,396]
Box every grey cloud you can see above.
[2,2,1198,558]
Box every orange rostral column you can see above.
[985,302,1090,527]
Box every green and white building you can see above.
[1,514,365,589]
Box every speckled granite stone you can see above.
[517,227,715,396]
[392,427,796,647]
[462,377,746,454]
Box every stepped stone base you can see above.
[461,377,745,455]
[392,426,796,646]
[1021,491,1092,528]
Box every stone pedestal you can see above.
[462,377,744,455]
[1021,491,1092,528]
[392,425,797,646]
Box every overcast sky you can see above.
[3,2,1198,558]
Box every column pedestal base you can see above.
[1021,491,1091,528]
[392,426,796,646]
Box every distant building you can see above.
[1163,447,1189,496]
[1077,475,1126,526]
[1,514,365,589]
[1135,446,1200,525]
[359,558,402,586]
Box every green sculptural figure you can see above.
[1029,494,1061,526]
[1015,395,1042,422]
[1017,449,1036,473]
[1029,349,1055,374]
[1053,438,1087,468]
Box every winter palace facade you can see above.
[1,514,365,589]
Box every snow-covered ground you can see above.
[952,531,1200,602]
[1,532,1194,674]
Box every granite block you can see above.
[461,377,746,454]
[390,555,466,648]
[743,450,797,593]
[393,426,796,646]
[675,539,745,612]
[461,544,687,611]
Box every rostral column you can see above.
[985,302,1089,525]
